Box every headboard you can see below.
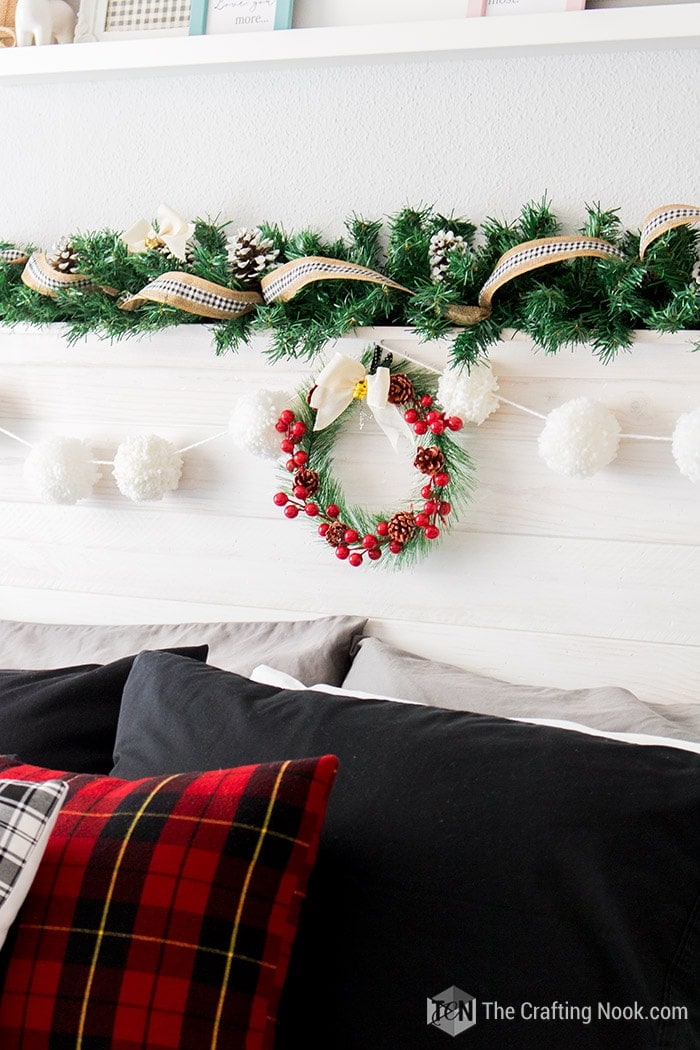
[0,324,698,705]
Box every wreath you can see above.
[271,348,475,568]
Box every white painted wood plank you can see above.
[0,518,697,646]
[0,325,698,376]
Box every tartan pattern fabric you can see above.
[104,0,190,31]
[0,754,338,1050]
[0,779,67,948]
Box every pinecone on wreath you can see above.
[414,446,445,476]
[294,467,320,496]
[428,229,467,282]
[387,511,416,543]
[227,227,279,286]
[46,238,81,274]
[388,373,415,406]
[325,520,349,547]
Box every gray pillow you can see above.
[0,615,366,687]
[342,636,700,742]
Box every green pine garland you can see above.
[1,199,698,366]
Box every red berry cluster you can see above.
[402,393,463,438]
[413,484,452,541]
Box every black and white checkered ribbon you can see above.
[0,248,29,266]
[260,256,412,304]
[639,204,700,260]
[21,252,98,297]
[477,236,625,316]
[119,272,263,320]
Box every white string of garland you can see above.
[0,356,698,505]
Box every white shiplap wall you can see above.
[0,325,698,705]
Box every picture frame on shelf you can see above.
[0,0,16,44]
[483,0,583,14]
[75,0,190,41]
[189,0,293,36]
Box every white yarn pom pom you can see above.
[113,434,183,501]
[538,397,621,478]
[24,437,100,504]
[672,408,700,483]
[229,389,291,460]
[437,364,500,425]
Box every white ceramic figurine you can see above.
[14,0,75,44]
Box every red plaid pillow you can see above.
[0,754,337,1050]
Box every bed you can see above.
[0,326,698,1049]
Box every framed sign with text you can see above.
[189,0,293,35]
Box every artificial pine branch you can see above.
[2,202,698,360]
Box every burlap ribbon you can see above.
[260,256,412,303]
[639,203,700,260]
[118,272,262,320]
[464,235,626,323]
[116,256,409,321]
[21,252,103,296]
[0,248,28,265]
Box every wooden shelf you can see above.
[1,4,698,83]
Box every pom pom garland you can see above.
[1,350,699,521]
[229,389,292,460]
[437,364,500,426]
[112,434,183,502]
[23,437,101,505]
[537,398,622,478]
[672,408,700,484]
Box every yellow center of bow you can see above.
[352,379,368,400]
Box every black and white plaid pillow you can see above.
[0,778,67,948]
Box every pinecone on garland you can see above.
[46,238,81,274]
[388,373,415,405]
[414,446,445,476]
[428,229,467,282]
[227,227,280,286]
[387,511,416,543]
[294,467,320,496]
[183,236,199,266]
[325,520,349,547]
[692,260,700,286]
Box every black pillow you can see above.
[0,646,208,774]
[113,652,700,1050]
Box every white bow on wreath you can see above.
[308,354,414,451]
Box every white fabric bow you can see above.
[121,204,195,263]
[309,354,414,452]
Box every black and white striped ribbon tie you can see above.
[0,248,29,266]
[118,272,263,320]
[639,204,700,260]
